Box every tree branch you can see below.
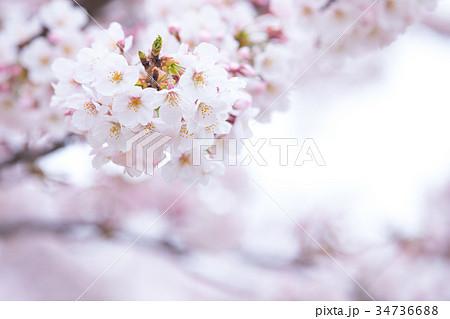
[0,134,76,171]
[321,0,338,11]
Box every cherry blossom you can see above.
[39,0,88,32]
[93,53,141,96]
[112,86,158,127]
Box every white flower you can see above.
[218,77,246,107]
[192,42,220,65]
[66,93,99,131]
[0,34,17,66]
[73,46,110,84]
[156,88,190,125]
[19,37,55,84]
[51,58,83,106]
[161,151,198,184]
[161,150,226,185]
[2,7,41,45]
[93,22,133,53]
[39,0,88,31]
[176,122,196,152]
[254,43,291,80]
[179,63,229,102]
[229,107,258,139]
[91,116,133,152]
[194,98,230,127]
[112,86,158,127]
[200,119,232,139]
[177,7,229,47]
[93,53,140,96]
[53,30,87,58]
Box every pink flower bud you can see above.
[47,32,60,45]
[233,94,252,110]
[64,109,75,116]
[168,25,180,35]
[237,47,251,60]
[117,39,125,50]
[239,64,256,77]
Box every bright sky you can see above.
[249,20,450,245]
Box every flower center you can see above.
[40,56,50,66]
[263,58,273,68]
[109,123,121,140]
[301,6,313,16]
[83,102,97,116]
[167,92,179,108]
[179,125,194,139]
[198,102,213,119]
[127,96,142,112]
[386,0,396,11]
[204,123,216,134]
[180,153,191,166]
[193,72,208,88]
[334,9,346,20]
[144,122,157,134]
[108,71,124,83]
[63,45,73,55]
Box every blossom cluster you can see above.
[132,0,296,122]
[102,0,437,121]
[271,0,437,62]
[0,0,88,149]
[52,22,251,184]
[49,0,437,184]
[0,0,436,184]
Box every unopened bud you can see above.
[151,35,163,58]
[138,50,150,68]
[239,64,256,77]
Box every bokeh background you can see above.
[1,0,450,300]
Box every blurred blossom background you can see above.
[1,0,450,300]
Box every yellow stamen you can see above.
[108,71,123,83]
[193,72,208,88]
[127,96,142,112]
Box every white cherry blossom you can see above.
[156,88,190,126]
[91,116,134,152]
[112,86,158,128]
[93,53,140,96]
[39,0,88,31]
[66,93,100,131]
[93,22,133,53]
[19,37,55,84]
[73,46,110,84]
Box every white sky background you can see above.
[248,15,450,246]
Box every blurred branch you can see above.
[321,0,338,11]
[0,219,186,254]
[74,0,112,16]
[0,219,368,298]
[0,134,76,171]
[0,218,330,270]
[0,219,249,297]
[0,220,98,237]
